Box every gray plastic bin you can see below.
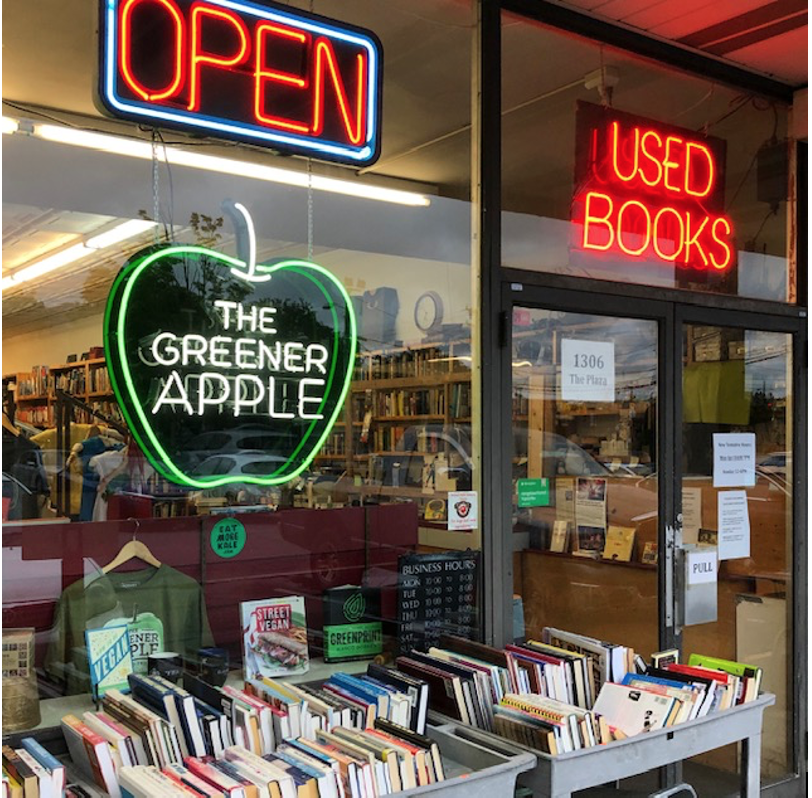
[398,721,537,796]
[430,693,774,798]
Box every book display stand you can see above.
[430,692,775,798]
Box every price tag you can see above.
[561,339,615,402]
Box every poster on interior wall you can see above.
[560,339,615,402]
[681,486,703,541]
[574,476,607,555]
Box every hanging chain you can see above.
[307,158,314,261]
[306,0,315,261]
[151,130,160,243]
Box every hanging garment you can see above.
[45,564,214,695]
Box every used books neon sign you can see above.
[104,205,357,488]
[572,102,735,272]
[98,0,383,164]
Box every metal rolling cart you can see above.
[429,693,775,798]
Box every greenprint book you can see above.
[322,585,382,662]
[241,596,309,679]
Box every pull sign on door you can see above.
[98,0,383,165]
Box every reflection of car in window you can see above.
[757,452,789,474]
[381,424,473,491]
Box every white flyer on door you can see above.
[448,491,478,531]
[561,339,615,402]
[713,433,756,487]
[717,490,751,560]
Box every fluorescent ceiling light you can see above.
[30,122,431,207]
[2,219,157,291]
[2,117,19,135]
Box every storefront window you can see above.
[2,0,480,734]
[501,12,794,303]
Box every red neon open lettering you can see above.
[254,23,311,134]
[120,0,186,101]
[187,3,250,113]
[312,38,366,145]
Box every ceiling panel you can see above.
[554,0,806,87]
[626,0,767,35]
[722,26,809,86]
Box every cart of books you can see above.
[433,692,775,798]
[406,628,774,798]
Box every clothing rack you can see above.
[54,389,128,518]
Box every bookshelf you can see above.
[11,359,122,428]
[340,340,473,523]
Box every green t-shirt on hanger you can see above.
[45,564,215,695]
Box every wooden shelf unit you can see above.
[337,339,473,519]
[11,358,120,429]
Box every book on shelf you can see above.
[591,682,678,737]
[19,737,67,796]
[364,633,766,757]
[549,521,570,553]
[601,525,636,562]
[686,653,762,704]
[59,671,442,796]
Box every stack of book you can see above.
[3,739,66,797]
[76,722,445,797]
[47,667,433,796]
[397,630,763,755]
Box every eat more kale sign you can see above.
[104,243,356,488]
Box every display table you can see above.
[430,693,775,798]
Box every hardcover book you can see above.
[322,585,383,663]
[240,596,309,680]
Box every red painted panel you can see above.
[2,504,418,670]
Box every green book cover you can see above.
[85,624,133,699]
[322,585,382,662]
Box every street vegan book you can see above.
[240,596,309,680]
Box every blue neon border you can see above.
[99,0,382,164]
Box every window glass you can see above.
[501,12,794,302]
[2,0,481,731]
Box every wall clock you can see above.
[414,290,444,333]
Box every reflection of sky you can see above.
[745,330,790,398]
[512,309,659,401]
[512,313,791,401]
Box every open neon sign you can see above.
[98,0,382,165]
[572,102,735,272]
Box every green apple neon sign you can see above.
[104,204,356,488]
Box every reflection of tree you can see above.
[274,297,333,342]
[750,389,777,425]
[135,212,250,330]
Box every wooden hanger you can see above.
[2,413,20,437]
[102,519,161,573]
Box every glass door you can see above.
[502,284,803,792]
[678,314,797,789]
[509,297,666,660]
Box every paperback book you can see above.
[240,596,309,679]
